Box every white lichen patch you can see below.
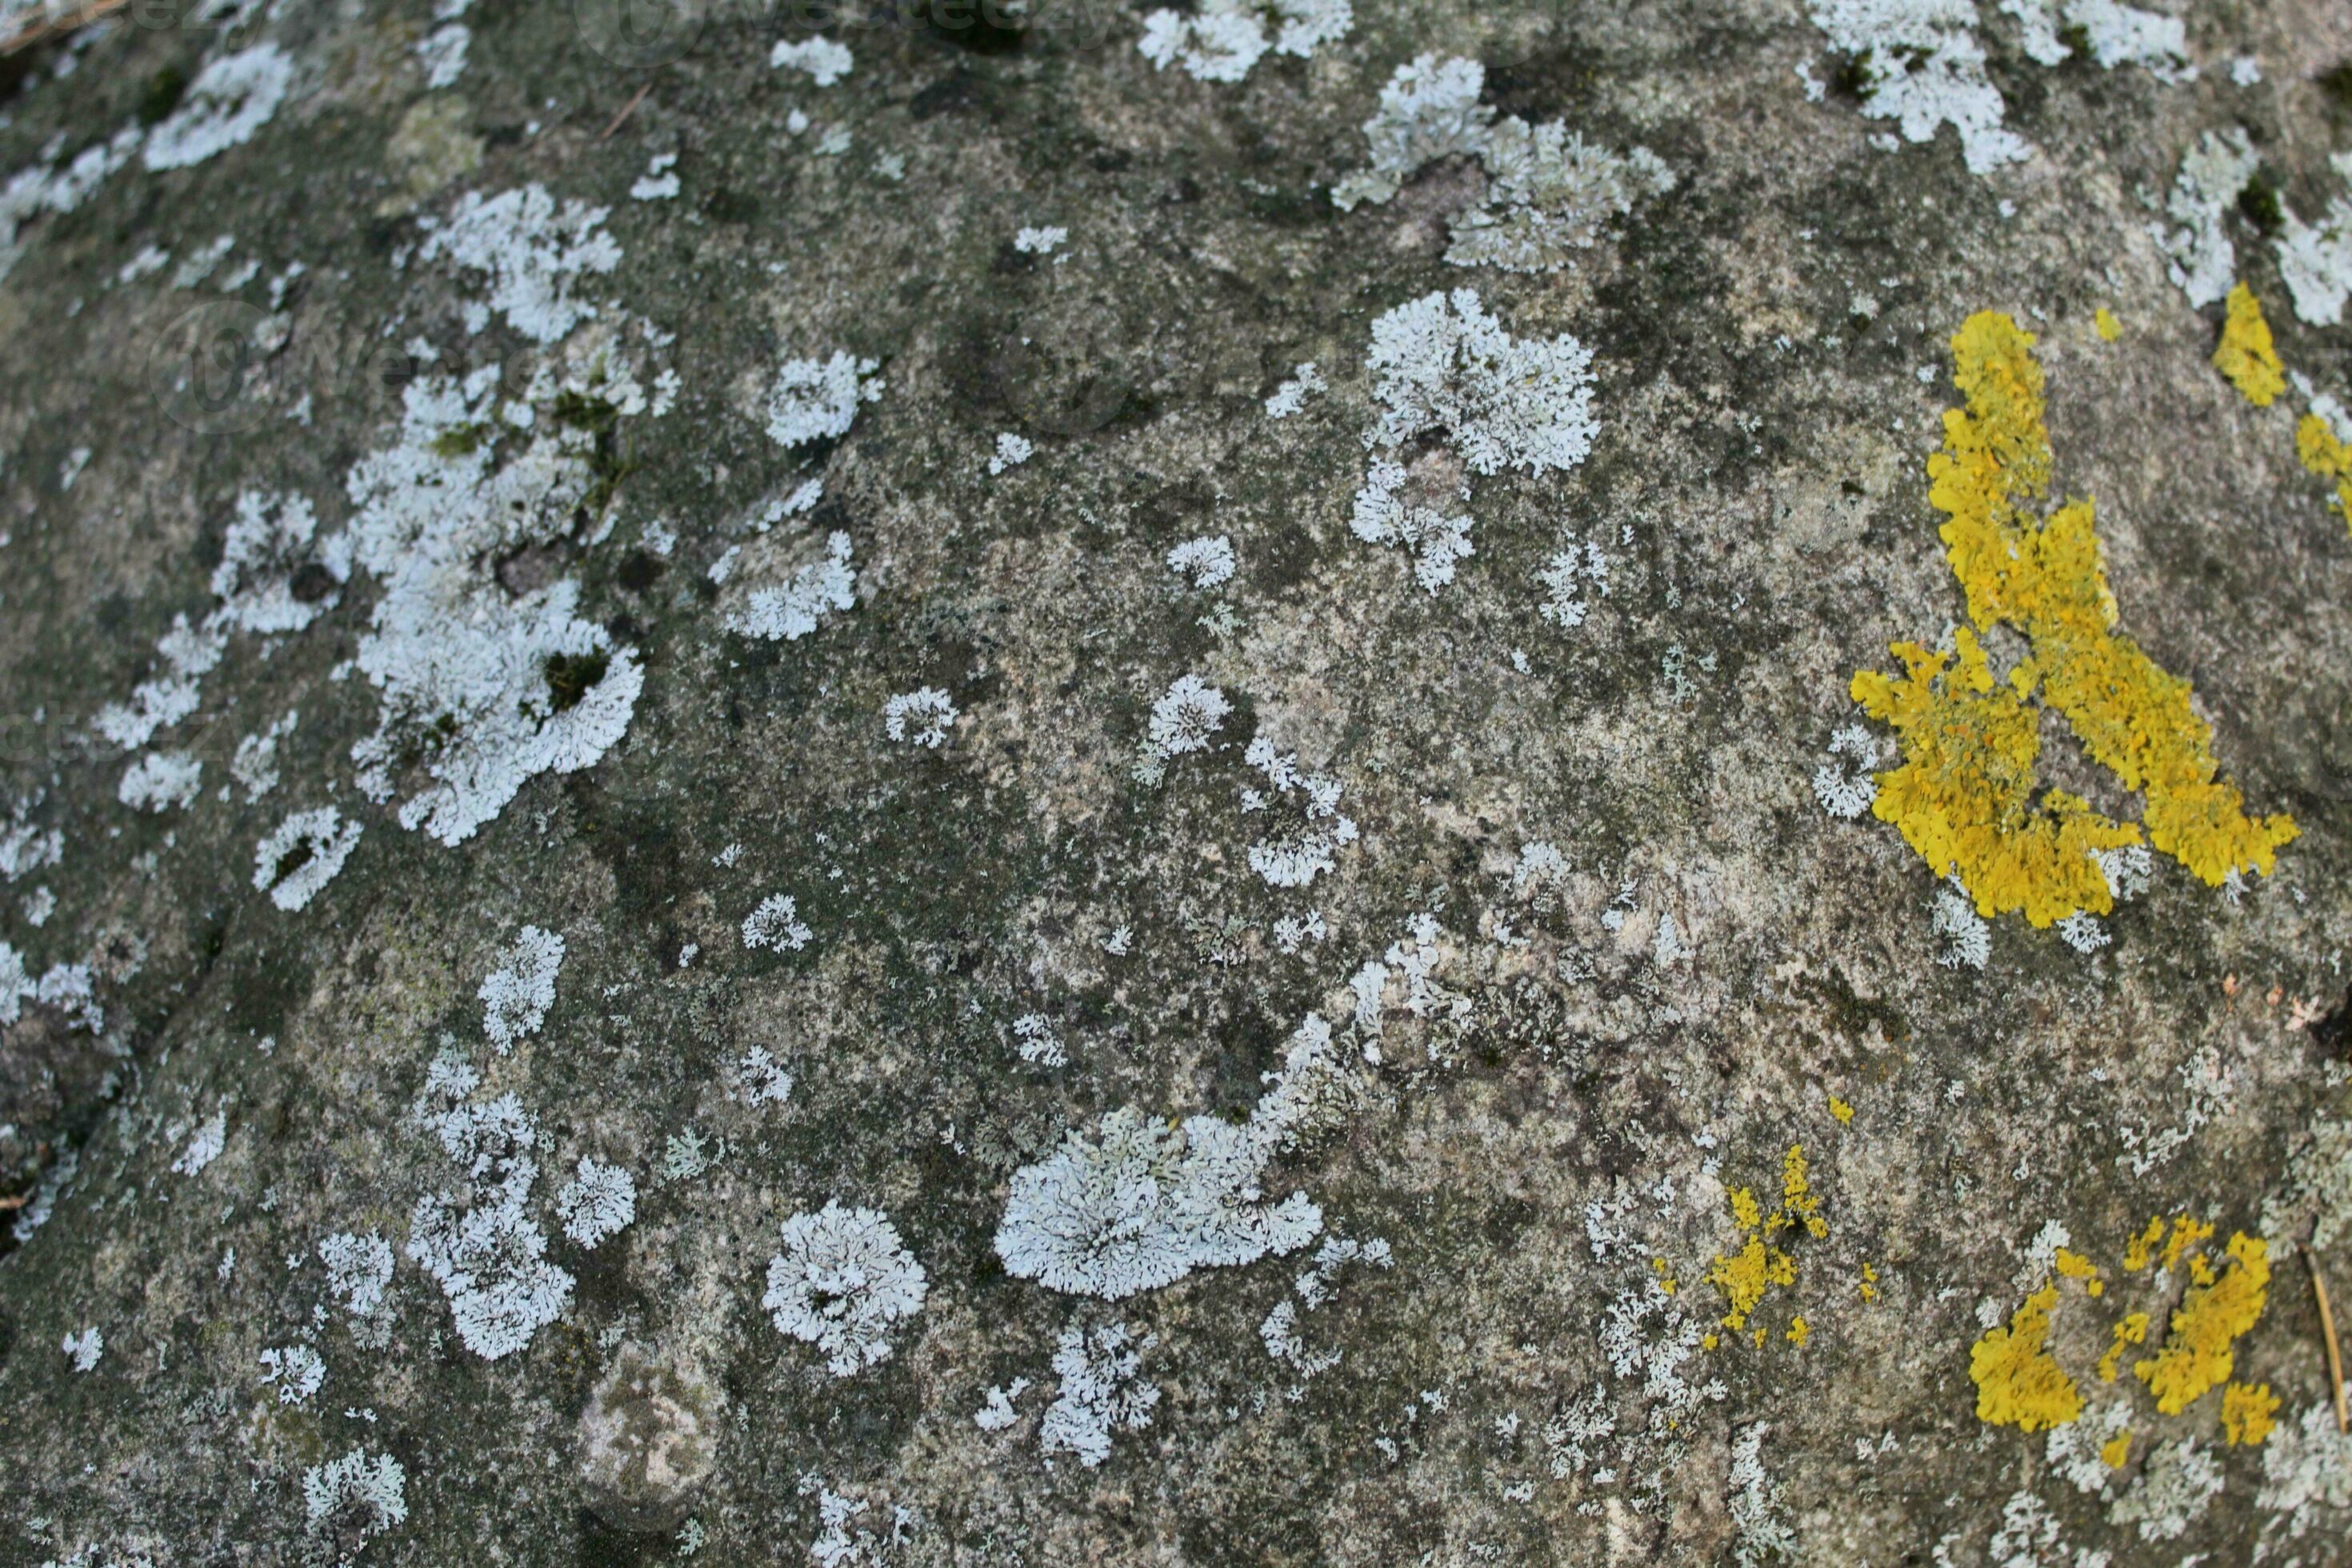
[1331,53,1493,211]
[1166,534,1235,591]
[1446,118,1674,274]
[742,894,813,953]
[1813,726,1879,818]
[727,531,858,643]
[883,687,958,749]
[210,490,347,634]
[1262,1232,1391,1382]
[1,125,144,282]
[2257,1400,2352,1534]
[2107,1438,2221,1541]
[1012,1013,1065,1067]
[0,947,99,1034]
[730,1046,796,1106]
[1352,457,1473,594]
[1534,534,1608,627]
[1039,1318,1159,1466]
[987,431,1034,474]
[479,925,563,1051]
[2045,1400,2132,1496]
[1011,226,1066,256]
[973,1378,1030,1431]
[2002,0,2190,78]
[2275,151,2352,326]
[118,750,202,812]
[766,352,882,449]
[1138,0,1350,85]
[422,186,622,343]
[342,366,646,845]
[0,798,62,884]
[62,1326,102,1372]
[771,35,853,86]
[258,1344,325,1405]
[1141,674,1231,778]
[2261,1116,2352,1252]
[1728,1424,1797,1566]
[416,22,470,90]
[171,1109,227,1176]
[1808,0,2028,175]
[302,1449,408,1545]
[1930,880,1990,970]
[630,153,680,202]
[1263,361,1325,418]
[554,1157,636,1249]
[1364,287,1596,486]
[1241,734,1358,890]
[2154,129,2259,309]
[762,1202,929,1376]
[142,43,294,171]
[252,807,361,912]
[96,614,222,752]
[406,1054,573,1360]
[995,1104,1322,1299]
[319,1230,395,1320]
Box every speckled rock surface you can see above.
[2,1,2350,1563]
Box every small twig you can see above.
[2306,1245,2349,1436]
[596,83,650,144]
[0,0,127,58]
[0,1193,25,1211]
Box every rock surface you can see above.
[0,0,2350,1563]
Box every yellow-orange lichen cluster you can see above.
[1970,1214,2275,1446]
[1702,1146,1841,1352]
[2300,407,2352,535]
[1852,313,2296,927]
[2212,283,2286,407]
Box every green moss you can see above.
[2319,61,2352,111]
[2237,173,2283,237]
[138,65,188,127]
[544,650,611,712]
[430,423,490,459]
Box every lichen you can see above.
[2212,282,2285,406]
[2133,1230,2270,1414]
[2222,1380,2278,1445]
[1704,1147,1822,1338]
[2296,396,2352,534]
[1969,1282,2081,1431]
[1850,313,2295,930]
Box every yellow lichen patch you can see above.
[1971,1282,2082,1431]
[1730,1186,1763,1234]
[2098,1312,2150,1382]
[2213,283,2286,407]
[2161,1215,2214,1274]
[2298,410,2352,534]
[2134,1232,2270,1414]
[2222,1381,2279,1445]
[1786,1315,1811,1347]
[2094,306,2122,342]
[2122,1217,2166,1273]
[1828,1094,1854,1124]
[1709,1234,1796,1332]
[1850,634,2138,926]
[2100,1430,2132,1469]
[1851,313,2296,928]
[1858,1262,1879,1302]
[2055,1247,2104,1298]
[1777,1145,1827,1241]
[1653,1256,1678,1297]
[1706,1152,1823,1339]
